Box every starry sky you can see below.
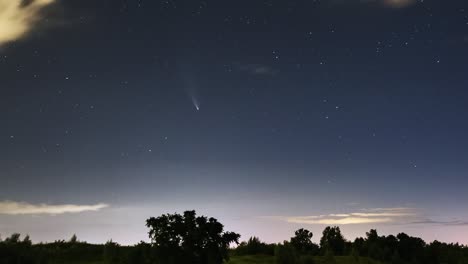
[1,0,468,245]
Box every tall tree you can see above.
[146,210,240,264]
[320,226,346,255]
[290,228,318,254]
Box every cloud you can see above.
[0,0,55,46]
[288,216,393,225]
[382,0,417,8]
[272,207,468,227]
[239,64,278,76]
[284,208,417,225]
[331,0,418,8]
[0,201,109,215]
[408,219,468,226]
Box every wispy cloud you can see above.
[285,208,417,225]
[0,0,55,45]
[332,0,417,9]
[408,219,468,226]
[0,201,109,215]
[272,207,468,226]
[381,0,417,8]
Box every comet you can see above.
[180,66,200,111]
[191,95,200,111]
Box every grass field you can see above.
[227,255,384,264]
[228,255,275,264]
[48,255,383,264]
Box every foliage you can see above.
[291,229,319,255]
[320,227,346,256]
[350,228,468,264]
[0,233,103,264]
[126,241,153,264]
[69,234,79,244]
[275,241,298,264]
[235,237,276,256]
[1,223,468,264]
[103,240,121,264]
[146,210,240,264]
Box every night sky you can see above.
[1,0,468,245]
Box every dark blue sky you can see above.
[1,0,468,244]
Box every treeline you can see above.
[2,228,468,264]
[0,233,151,264]
[1,210,468,264]
[233,227,468,264]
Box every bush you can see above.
[103,240,121,264]
[275,242,298,264]
[234,237,276,256]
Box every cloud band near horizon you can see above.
[275,207,468,227]
[0,201,109,215]
[285,208,417,225]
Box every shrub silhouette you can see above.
[275,241,298,264]
[235,236,276,256]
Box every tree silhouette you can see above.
[146,210,240,264]
[275,241,298,264]
[69,234,78,244]
[235,236,275,255]
[4,233,21,244]
[0,228,467,264]
[320,226,346,255]
[396,232,425,262]
[22,235,31,246]
[103,240,121,264]
[290,228,318,254]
